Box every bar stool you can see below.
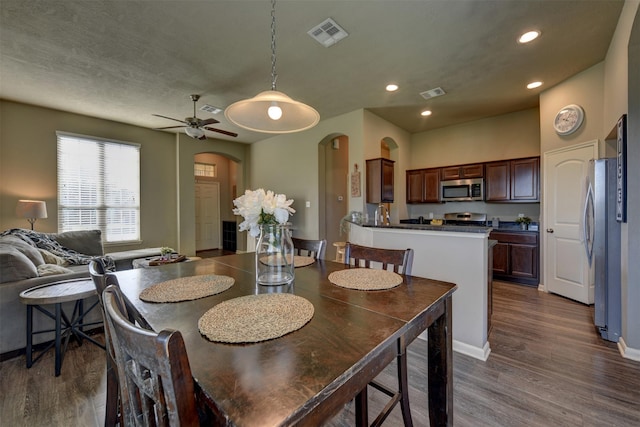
[333,241,346,263]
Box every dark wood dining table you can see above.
[113,253,456,426]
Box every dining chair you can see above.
[102,284,200,427]
[344,242,414,426]
[291,237,327,260]
[344,242,413,275]
[89,260,152,427]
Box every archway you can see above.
[318,134,349,260]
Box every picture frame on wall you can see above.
[616,114,627,222]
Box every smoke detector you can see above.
[200,104,223,115]
[308,18,349,47]
[420,87,446,100]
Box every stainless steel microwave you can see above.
[440,178,484,201]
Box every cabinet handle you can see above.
[546,228,554,233]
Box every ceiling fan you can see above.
[153,94,238,139]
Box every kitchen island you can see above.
[348,221,492,361]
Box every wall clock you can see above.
[554,104,584,135]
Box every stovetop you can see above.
[443,212,487,226]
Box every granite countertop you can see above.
[358,221,492,234]
[356,220,539,234]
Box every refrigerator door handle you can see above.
[584,182,595,266]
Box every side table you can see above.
[19,278,105,376]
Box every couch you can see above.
[0,229,162,356]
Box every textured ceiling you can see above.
[0,0,624,143]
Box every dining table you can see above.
[112,252,456,426]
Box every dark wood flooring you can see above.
[1,280,639,426]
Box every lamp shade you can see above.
[16,200,48,219]
[225,90,320,134]
[185,127,205,139]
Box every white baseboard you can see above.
[414,336,490,361]
[618,337,640,362]
[453,340,491,361]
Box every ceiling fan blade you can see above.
[152,114,187,124]
[198,118,219,126]
[154,125,185,130]
[197,134,207,141]
[204,127,239,138]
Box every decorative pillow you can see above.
[37,264,74,277]
[38,248,69,266]
[0,235,44,266]
[0,246,38,283]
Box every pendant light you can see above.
[225,0,319,134]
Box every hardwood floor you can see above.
[1,281,638,426]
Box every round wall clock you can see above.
[554,104,584,135]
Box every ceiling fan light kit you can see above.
[224,0,319,134]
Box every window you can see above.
[57,132,140,243]
[194,162,216,178]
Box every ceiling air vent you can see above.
[200,104,223,115]
[420,87,446,100]
[308,18,348,47]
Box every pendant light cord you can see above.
[270,0,278,91]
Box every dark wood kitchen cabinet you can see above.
[366,158,394,203]
[440,163,484,180]
[489,231,539,286]
[485,157,539,202]
[406,168,440,203]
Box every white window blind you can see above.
[57,132,140,243]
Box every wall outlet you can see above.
[305,201,311,208]
[518,213,524,218]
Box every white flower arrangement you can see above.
[232,189,296,237]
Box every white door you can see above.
[195,181,220,251]
[543,140,597,304]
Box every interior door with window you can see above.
[543,141,597,304]
[195,181,220,251]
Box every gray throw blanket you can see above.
[1,228,115,271]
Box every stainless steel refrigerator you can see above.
[584,158,621,342]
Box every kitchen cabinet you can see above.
[489,231,539,286]
[485,157,539,202]
[366,158,394,203]
[440,163,484,180]
[406,168,440,203]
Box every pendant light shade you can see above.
[224,0,319,134]
[225,90,319,134]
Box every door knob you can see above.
[546,228,554,233]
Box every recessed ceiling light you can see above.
[527,81,543,89]
[518,30,541,44]
[386,84,399,92]
[421,110,432,117]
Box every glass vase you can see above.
[255,223,294,286]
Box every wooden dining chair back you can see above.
[343,243,415,426]
[89,260,153,426]
[344,243,414,275]
[102,284,200,427]
[291,237,327,260]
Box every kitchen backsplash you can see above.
[407,201,541,223]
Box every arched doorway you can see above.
[319,134,349,260]
[193,152,240,253]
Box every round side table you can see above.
[20,278,105,376]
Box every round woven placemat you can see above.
[139,274,235,303]
[328,268,403,291]
[198,293,314,343]
[294,256,315,267]
[258,255,315,267]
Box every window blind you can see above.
[57,132,140,243]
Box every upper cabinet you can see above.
[407,168,440,204]
[486,157,539,202]
[366,158,394,203]
[440,163,484,180]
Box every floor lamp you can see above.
[16,200,47,230]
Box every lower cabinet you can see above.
[489,231,539,286]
